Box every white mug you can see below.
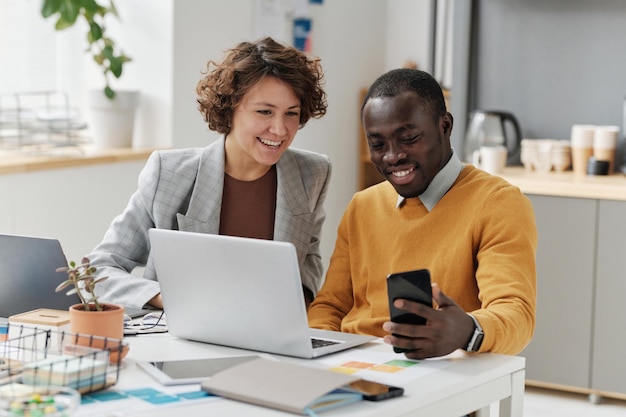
[472,146,507,175]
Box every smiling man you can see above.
[308,68,537,359]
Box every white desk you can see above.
[103,333,525,417]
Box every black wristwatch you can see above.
[466,313,484,352]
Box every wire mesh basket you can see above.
[0,327,125,394]
[0,91,88,152]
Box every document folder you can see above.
[201,357,363,415]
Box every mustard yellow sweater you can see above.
[308,166,537,355]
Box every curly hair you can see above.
[196,37,327,135]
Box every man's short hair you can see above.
[362,68,447,123]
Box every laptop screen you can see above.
[0,234,79,318]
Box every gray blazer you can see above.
[88,137,331,308]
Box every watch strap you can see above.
[466,313,484,352]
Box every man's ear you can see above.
[441,112,453,136]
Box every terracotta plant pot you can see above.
[68,303,128,363]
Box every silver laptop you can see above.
[148,228,375,358]
[0,234,79,318]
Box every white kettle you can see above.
[463,110,522,166]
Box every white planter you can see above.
[88,90,140,149]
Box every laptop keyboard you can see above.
[311,337,342,349]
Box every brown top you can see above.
[219,165,277,239]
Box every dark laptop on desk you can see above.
[0,233,152,319]
[148,228,375,358]
[0,234,79,318]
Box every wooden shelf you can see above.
[0,146,158,175]
[500,166,626,202]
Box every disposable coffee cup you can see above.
[571,124,595,147]
[571,124,595,175]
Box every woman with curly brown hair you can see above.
[87,37,331,310]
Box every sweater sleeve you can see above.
[307,206,355,331]
[471,185,537,355]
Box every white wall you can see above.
[0,162,146,263]
[106,1,174,150]
[171,0,254,149]
[386,0,433,72]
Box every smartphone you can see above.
[342,379,404,401]
[386,269,433,353]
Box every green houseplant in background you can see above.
[40,0,131,100]
[40,0,139,149]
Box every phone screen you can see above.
[387,269,433,353]
[387,269,432,322]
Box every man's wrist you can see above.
[465,313,484,352]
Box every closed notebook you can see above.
[200,357,363,415]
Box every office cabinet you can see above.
[592,200,626,394]
[522,195,626,397]
[521,195,596,388]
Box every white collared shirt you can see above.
[396,148,464,211]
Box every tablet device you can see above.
[136,356,260,385]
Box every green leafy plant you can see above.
[56,257,109,311]
[40,0,132,99]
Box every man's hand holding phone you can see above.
[385,269,476,359]
[386,269,433,353]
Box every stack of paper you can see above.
[21,354,108,391]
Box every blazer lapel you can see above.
[177,137,225,234]
[275,150,312,243]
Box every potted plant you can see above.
[56,257,127,361]
[40,0,139,148]
[41,0,131,100]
